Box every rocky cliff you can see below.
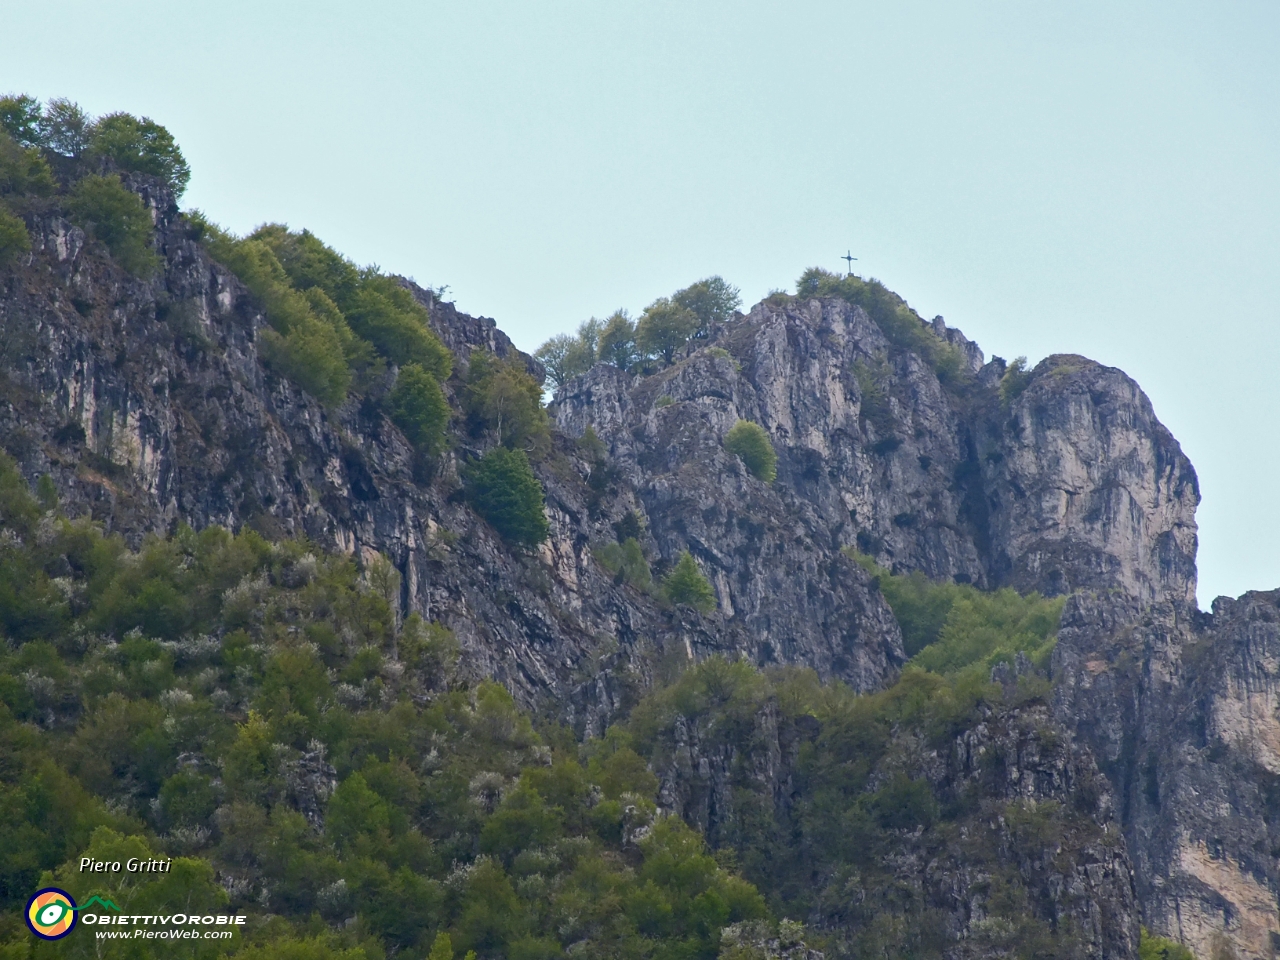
[1054,592,1280,960]
[0,178,729,731]
[553,295,1198,613]
[0,166,1262,959]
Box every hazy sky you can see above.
[5,1,1278,606]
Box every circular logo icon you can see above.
[26,888,77,940]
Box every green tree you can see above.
[259,322,352,409]
[40,97,92,157]
[0,94,42,147]
[250,224,361,305]
[466,448,550,548]
[597,309,638,371]
[0,133,56,197]
[88,112,192,195]
[203,234,355,406]
[636,297,699,366]
[244,224,451,385]
[999,356,1032,406]
[345,273,452,379]
[663,551,716,613]
[673,276,741,336]
[533,332,593,389]
[389,363,450,456]
[68,174,160,276]
[534,317,602,389]
[463,353,549,453]
[723,420,777,483]
[427,932,476,960]
[0,205,29,268]
[594,538,651,591]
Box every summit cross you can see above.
[842,251,857,276]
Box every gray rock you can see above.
[1054,591,1280,959]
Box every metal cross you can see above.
[842,251,857,276]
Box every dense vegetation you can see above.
[851,553,1064,669]
[621,562,1089,960]
[199,222,453,413]
[0,456,772,959]
[0,96,192,280]
[534,278,741,388]
[0,428,1104,960]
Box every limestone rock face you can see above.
[990,358,1199,606]
[1053,591,1280,960]
[554,298,1198,619]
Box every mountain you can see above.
[0,102,1272,960]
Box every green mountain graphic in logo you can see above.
[74,895,121,912]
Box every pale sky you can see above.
[5,1,1278,607]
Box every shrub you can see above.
[999,356,1032,406]
[852,359,895,440]
[0,204,29,268]
[389,363,450,456]
[663,551,715,613]
[594,538,652,591]
[250,224,361,304]
[636,297,698,366]
[724,420,777,483]
[67,174,160,276]
[88,112,191,195]
[852,557,963,657]
[208,225,454,406]
[249,225,450,381]
[852,552,1064,672]
[466,447,550,547]
[206,236,353,404]
[0,134,55,198]
[1138,928,1196,960]
[705,346,737,366]
[910,587,1063,676]
[672,276,741,335]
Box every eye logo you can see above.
[26,888,78,940]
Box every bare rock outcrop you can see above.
[554,297,1198,623]
[1054,591,1280,960]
